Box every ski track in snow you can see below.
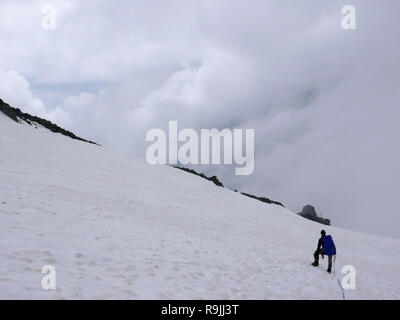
[0,115,400,299]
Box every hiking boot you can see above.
[327,269,331,273]
[311,261,319,267]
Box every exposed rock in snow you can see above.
[298,205,330,226]
[0,98,98,145]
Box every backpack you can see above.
[323,235,336,256]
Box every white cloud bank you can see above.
[0,68,47,117]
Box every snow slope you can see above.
[0,114,399,299]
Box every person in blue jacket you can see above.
[311,230,336,273]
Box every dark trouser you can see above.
[314,250,333,271]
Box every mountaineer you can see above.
[311,230,336,273]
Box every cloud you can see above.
[0,0,399,238]
[0,68,47,117]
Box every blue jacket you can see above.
[323,235,336,256]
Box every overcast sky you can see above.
[1,0,399,238]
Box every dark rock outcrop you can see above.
[172,166,284,207]
[0,98,98,145]
[298,204,330,225]
[240,192,284,207]
[172,166,224,187]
